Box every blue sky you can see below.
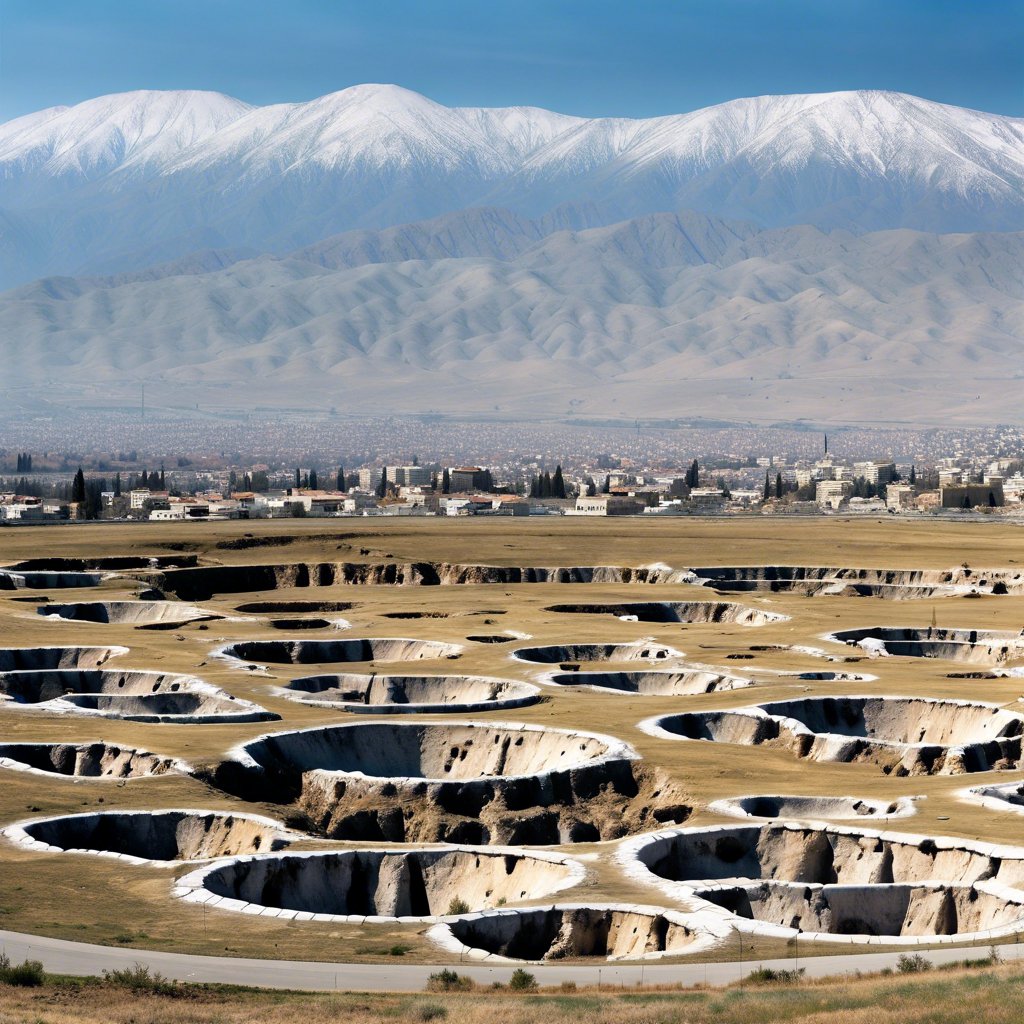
[1,0,1021,121]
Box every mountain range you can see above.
[2,85,1023,423]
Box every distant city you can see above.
[2,414,1022,524]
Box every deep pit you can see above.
[513,642,683,665]
[36,601,218,627]
[218,638,464,667]
[0,646,126,671]
[274,674,541,713]
[212,721,690,844]
[645,696,1024,774]
[6,809,290,864]
[545,602,787,626]
[0,742,181,778]
[620,822,1024,943]
[546,669,753,695]
[234,601,355,614]
[175,847,584,921]
[690,565,1023,599]
[0,669,277,723]
[708,794,916,821]
[431,903,721,962]
[828,626,1024,664]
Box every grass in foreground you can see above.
[0,955,1022,1024]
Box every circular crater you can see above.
[0,741,182,779]
[545,601,788,626]
[513,642,683,665]
[273,673,541,714]
[708,794,916,821]
[267,618,333,630]
[619,822,1024,944]
[5,809,290,864]
[828,626,1024,664]
[217,638,464,668]
[174,847,584,922]
[36,601,217,627]
[0,669,276,723]
[644,695,1024,775]
[0,646,127,671]
[429,903,726,962]
[547,669,753,696]
[215,721,688,844]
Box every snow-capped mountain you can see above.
[1,85,1023,287]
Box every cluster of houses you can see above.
[3,457,1024,523]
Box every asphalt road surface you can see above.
[2,928,1024,991]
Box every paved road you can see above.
[2,928,1023,991]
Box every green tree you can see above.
[775,472,783,499]
[335,466,345,491]
[309,469,318,490]
[377,468,388,499]
[71,467,86,504]
[763,471,771,501]
[552,465,566,499]
[441,468,450,494]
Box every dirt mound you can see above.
[0,742,181,778]
[210,721,690,844]
[620,822,1024,944]
[37,601,217,626]
[432,903,722,962]
[274,673,541,714]
[545,602,788,626]
[645,695,1024,774]
[547,669,753,696]
[175,847,584,922]
[708,794,916,820]
[0,669,277,723]
[6,809,289,864]
[513,642,683,665]
[218,638,463,667]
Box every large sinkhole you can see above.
[212,721,689,845]
[218,638,464,667]
[175,847,583,921]
[36,601,217,627]
[547,669,753,696]
[0,742,181,778]
[647,696,1024,774]
[620,823,1024,943]
[6,809,289,863]
[275,673,541,713]
[829,626,1024,664]
[513,642,683,665]
[0,669,276,723]
[544,602,787,626]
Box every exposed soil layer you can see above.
[234,602,355,613]
[218,638,463,666]
[36,601,217,626]
[5,557,198,571]
[158,562,693,600]
[176,847,583,921]
[0,741,180,778]
[436,904,713,961]
[690,565,1024,598]
[829,626,1024,664]
[647,696,1024,775]
[7,809,288,862]
[0,646,126,671]
[708,794,916,820]
[547,669,753,695]
[211,722,690,844]
[513,642,683,665]
[0,669,277,723]
[623,822,1024,941]
[275,673,541,714]
[0,570,103,589]
[545,602,787,626]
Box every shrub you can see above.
[896,953,932,974]
[0,955,46,988]
[446,897,470,916]
[390,944,413,957]
[508,968,538,991]
[414,1004,448,1021]
[746,967,804,985]
[102,962,175,994]
[426,969,473,993]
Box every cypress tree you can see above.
[114,472,121,498]
[72,467,86,504]
[336,467,345,491]
[159,464,165,488]
[909,464,916,485]
[377,468,388,499]
[763,471,771,501]
[775,472,783,499]
[309,469,318,490]
[295,467,301,489]
[553,465,566,499]
[441,468,450,494]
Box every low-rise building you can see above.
[816,479,853,510]
[571,495,644,516]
